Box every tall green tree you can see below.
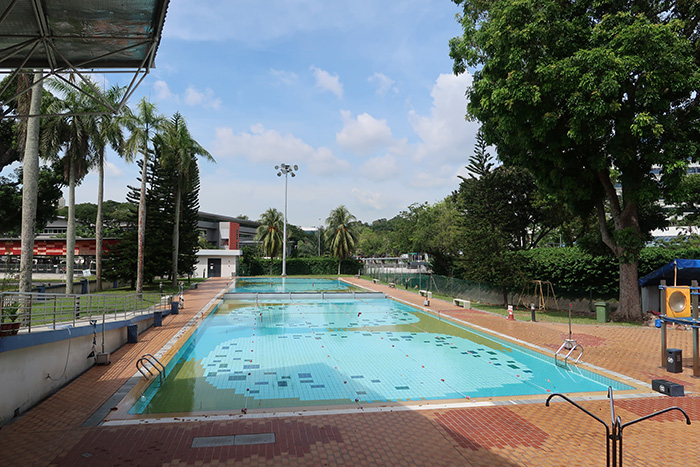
[450,0,700,319]
[42,78,101,293]
[667,173,700,226]
[123,98,165,294]
[454,165,560,302]
[177,166,202,279]
[154,112,214,285]
[93,85,127,291]
[400,200,465,276]
[325,205,357,275]
[18,72,43,295]
[255,208,284,274]
[356,226,391,257]
[104,155,187,287]
[465,129,494,178]
[0,162,63,236]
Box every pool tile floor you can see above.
[1,276,699,466]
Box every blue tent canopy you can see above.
[638,259,700,287]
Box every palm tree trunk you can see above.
[136,152,148,294]
[171,184,181,286]
[65,161,76,294]
[337,260,341,275]
[95,151,104,291]
[19,71,43,298]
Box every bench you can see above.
[419,290,432,299]
[389,282,396,288]
[453,298,471,309]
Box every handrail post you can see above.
[547,387,690,466]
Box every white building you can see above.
[194,213,260,278]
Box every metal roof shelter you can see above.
[0,0,170,118]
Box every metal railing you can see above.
[136,353,165,384]
[0,263,86,274]
[546,387,690,466]
[0,291,173,333]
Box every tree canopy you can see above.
[325,205,357,274]
[449,0,700,319]
[0,163,63,236]
[256,208,284,274]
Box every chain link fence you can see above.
[363,269,601,313]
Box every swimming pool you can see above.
[231,277,363,293]
[128,296,633,415]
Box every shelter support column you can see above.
[661,280,667,368]
[693,280,699,377]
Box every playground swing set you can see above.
[517,280,560,312]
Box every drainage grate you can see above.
[191,433,275,448]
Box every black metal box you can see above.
[652,379,684,397]
[666,348,683,373]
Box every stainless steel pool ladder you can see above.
[554,339,583,366]
[136,353,165,384]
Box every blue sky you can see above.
[72,0,480,228]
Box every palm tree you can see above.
[123,98,164,294]
[325,205,357,275]
[255,208,284,275]
[18,72,43,296]
[93,85,127,291]
[155,112,214,286]
[42,78,100,293]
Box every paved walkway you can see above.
[0,277,698,466]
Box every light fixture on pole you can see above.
[275,163,298,276]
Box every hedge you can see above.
[239,256,363,276]
[518,246,700,300]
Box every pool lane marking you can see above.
[348,297,525,399]
[319,296,473,401]
[342,297,582,397]
[384,295,649,391]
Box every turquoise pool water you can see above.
[130,295,633,414]
[231,277,362,293]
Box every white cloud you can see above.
[271,69,298,86]
[212,124,350,176]
[104,161,123,176]
[358,154,399,181]
[351,188,384,210]
[336,110,393,156]
[154,80,176,101]
[184,86,221,109]
[408,72,477,164]
[368,72,397,96]
[152,81,221,109]
[311,66,343,99]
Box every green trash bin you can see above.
[595,302,609,323]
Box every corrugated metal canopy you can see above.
[0,0,169,70]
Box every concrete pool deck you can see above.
[1,276,698,466]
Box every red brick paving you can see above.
[0,276,698,466]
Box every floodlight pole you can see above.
[275,163,298,276]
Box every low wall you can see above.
[0,313,154,426]
[40,280,118,295]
